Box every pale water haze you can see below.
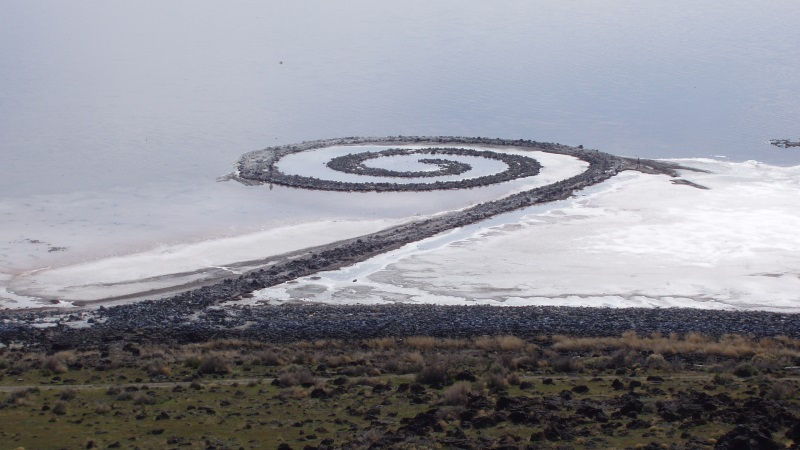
[1,1,800,308]
[1,1,799,196]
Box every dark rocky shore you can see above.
[0,136,730,349]
[4,303,800,351]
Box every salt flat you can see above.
[253,159,800,312]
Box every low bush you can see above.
[254,350,283,366]
[58,389,77,401]
[512,356,539,371]
[551,356,583,373]
[441,381,472,405]
[197,354,230,375]
[146,361,172,377]
[732,363,758,378]
[94,403,112,414]
[276,366,316,387]
[644,353,671,370]
[713,373,735,386]
[765,380,796,400]
[52,402,67,415]
[133,393,156,405]
[485,372,509,391]
[41,356,68,374]
[416,364,450,387]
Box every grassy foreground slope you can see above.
[2,333,800,449]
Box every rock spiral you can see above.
[238,139,545,192]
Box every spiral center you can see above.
[327,148,474,178]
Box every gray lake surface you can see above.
[1,1,800,307]
[2,1,799,197]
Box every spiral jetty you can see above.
[2,136,726,348]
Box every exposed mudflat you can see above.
[257,159,800,313]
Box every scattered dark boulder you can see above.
[576,404,608,422]
[627,418,651,429]
[618,394,644,417]
[572,385,590,394]
[399,409,443,435]
[310,388,328,399]
[786,420,800,442]
[714,425,780,450]
[543,420,573,442]
[455,370,477,382]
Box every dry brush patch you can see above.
[552,331,800,359]
[0,332,798,387]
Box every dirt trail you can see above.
[9,373,799,394]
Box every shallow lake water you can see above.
[1,1,799,307]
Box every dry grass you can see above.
[405,336,438,350]
[475,335,528,351]
[552,331,800,358]
[253,350,283,366]
[2,331,797,392]
[276,366,316,387]
[404,336,470,350]
[365,337,396,349]
[402,335,533,351]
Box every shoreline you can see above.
[4,303,800,350]
[0,136,716,346]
